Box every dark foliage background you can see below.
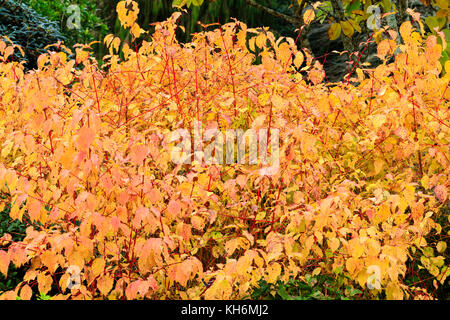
[0,0,65,69]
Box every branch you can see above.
[244,0,299,26]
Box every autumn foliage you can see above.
[0,1,448,300]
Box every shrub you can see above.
[0,0,65,70]
[0,1,448,300]
[21,0,109,54]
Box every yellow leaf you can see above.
[117,0,139,28]
[351,242,364,258]
[372,114,386,128]
[67,251,84,268]
[1,142,13,158]
[258,93,270,106]
[398,197,408,214]
[111,37,121,54]
[205,278,232,299]
[225,237,248,256]
[277,42,292,65]
[349,19,361,33]
[191,215,205,230]
[255,33,266,49]
[294,52,304,69]
[399,21,413,43]
[445,60,450,74]
[386,283,404,300]
[431,256,445,268]
[131,23,144,38]
[249,37,256,52]
[271,94,288,110]
[346,257,361,276]
[9,204,25,222]
[97,275,114,296]
[104,33,115,47]
[402,185,415,207]
[435,0,448,9]
[373,158,384,175]
[328,237,340,252]
[437,241,447,253]
[303,9,315,25]
[340,21,354,38]
[375,203,390,223]
[312,267,321,276]
[328,23,341,41]
[394,213,408,225]
[420,175,429,189]
[266,262,281,283]
[91,258,105,277]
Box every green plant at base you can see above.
[248,275,363,300]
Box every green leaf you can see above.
[210,231,223,240]
[172,0,187,8]
[425,16,446,32]
[277,285,292,300]
[346,0,361,14]
[347,287,362,296]
[381,0,392,11]
[38,293,51,300]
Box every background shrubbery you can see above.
[0,0,65,69]
[20,0,109,58]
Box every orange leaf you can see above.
[76,126,95,152]
[41,251,58,273]
[0,250,10,277]
[130,144,149,165]
[276,42,292,65]
[97,275,114,296]
[434,185,448,202]
[37,273,53,295]
[167,199,181,219]
[20,285,33,300]
[27,198,42,222]
[125,279,149,299]
[303,9,315,25]
[148,188,160,204]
